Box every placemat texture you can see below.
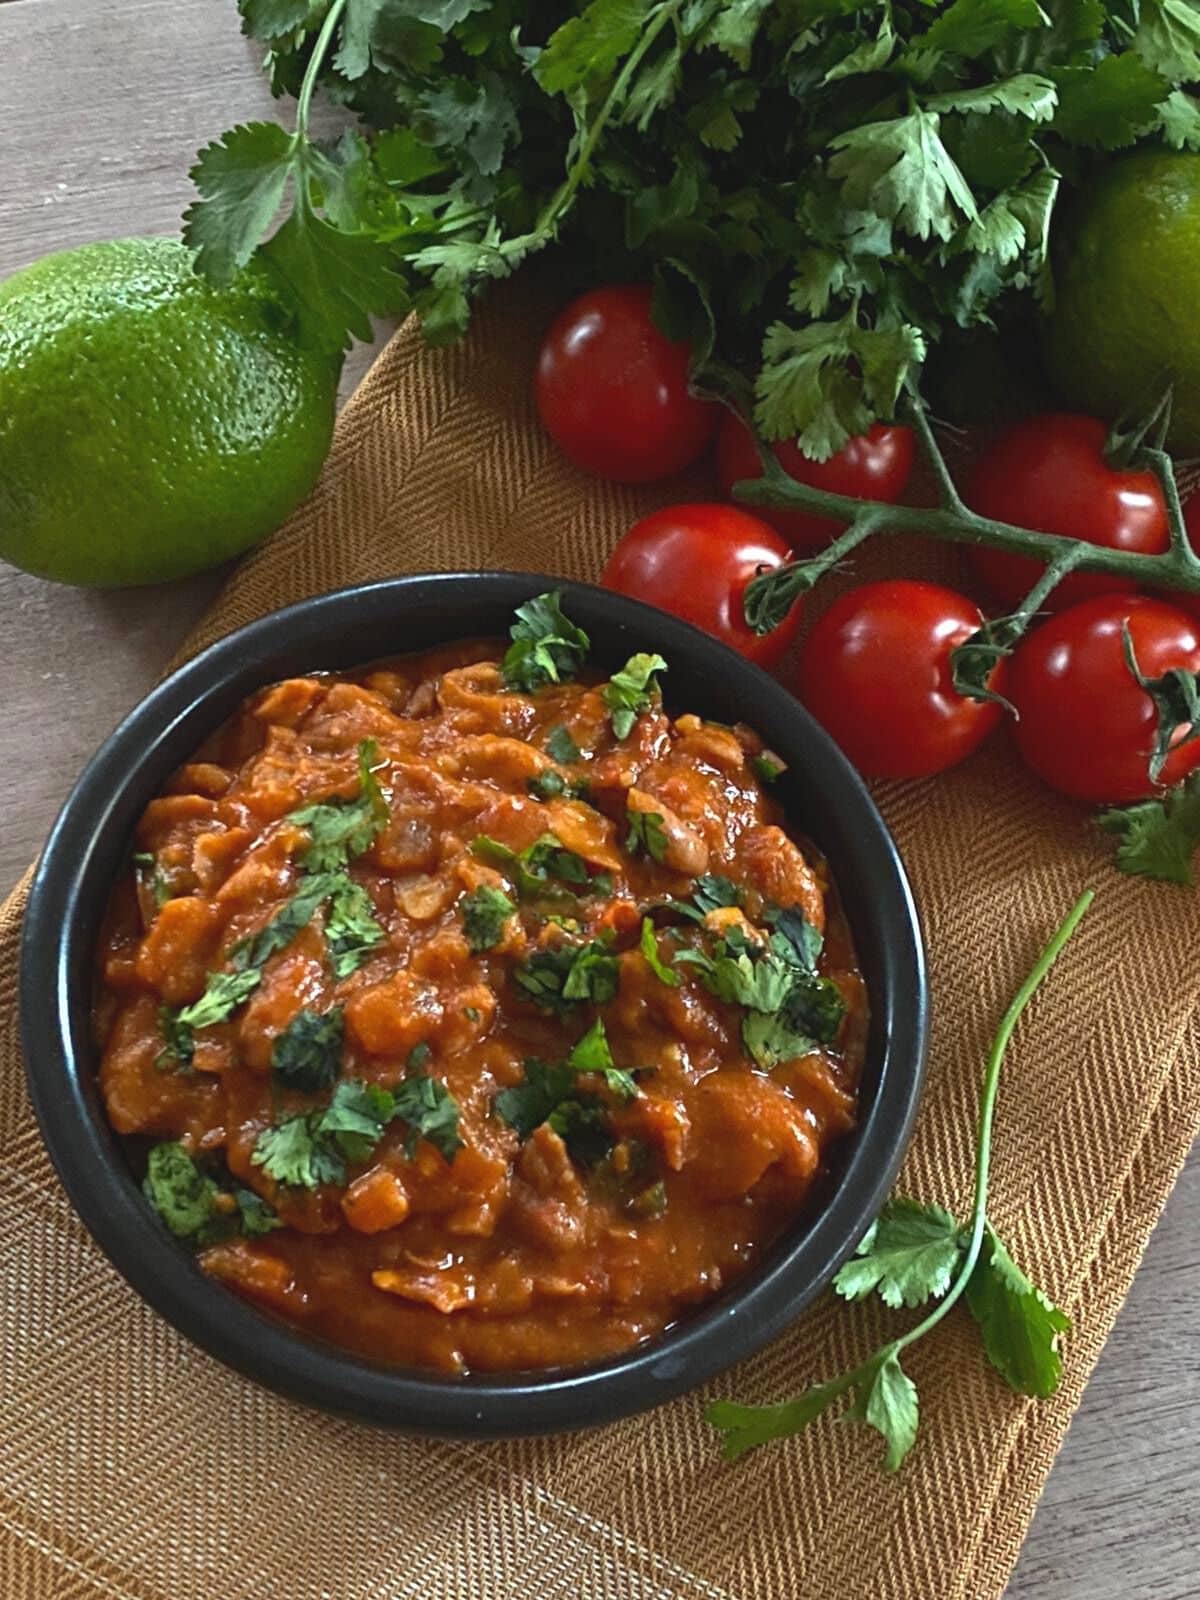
[3,280,1198,1600]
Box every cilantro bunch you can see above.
[188,0,1200,456]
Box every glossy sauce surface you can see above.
[95,640,866,1374]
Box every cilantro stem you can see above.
[890,889,1094,1357]
[295,0,346,144]
[525,2,682,244]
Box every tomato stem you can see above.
[738,395,1200,636]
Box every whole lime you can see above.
[1046,151,1200,453]
[0,236,338,586]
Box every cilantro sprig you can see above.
[495,1018,637,1165]
[604,653,667,740]
[501,592,591,692]
[288,739,389,871]
[193,1,1198,455]
[1098,770,1200,885]
[708,890,1092,1469]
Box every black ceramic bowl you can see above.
[22,572,927,1436]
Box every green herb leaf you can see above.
[1051,53,1169,151]
[640,916,680,987]
[964,1225,1070,1398]
[143,1143,223,1241]
[828,109,978,243]
[527,769,568,800]
[391,1070,463,1160]
[230,870,345,971]
[603,652,667,739]
[834,1201,965,1309]
[1133,0,1200,81]
[473,831,591,898]
[325,876,386,977]
[842,1348,921,1473]
[693,873,742,912]
[501,592,591,692]
[288,740,389,872]
[513,935,621,1013]
[234,1187,284,1236]
[495,1058,578,1138]
[625,808,668,862]
[1098,772,1200,885]
[460,883,517,950]
[569,1017,639,1098]
[546,723,582,763]
[252,1112,348,1189]
[766,905,824,971]
[534,0,651,96]
[750,752,786,784]
[271,1006,345,1092]
[184,121,294,284]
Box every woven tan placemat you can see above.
[3,280,1198,1600]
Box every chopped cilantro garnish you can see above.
[626,808,668,862]
[693,874,742,913]
[513,935,620,1013]
[133,850,172,908]
[495,1020,635,1166]
[751,752,787,784]
[677,915,845,1069]
[324,876,386,976]
[603,652,667,739]
[640,917,679,988]
[271,1006,344,1092]
[288,739,389,871]
[460,883,516,951]
[473,831,590,899]
[589,871,614,899]
[229,869,345,971]
[253,1070,462,1187]
[143,1142,281,1246]
[527,769,568,800]
[545,723,582,764]
[407,1042,432,1071]
[501,592,590,692]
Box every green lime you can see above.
[1046,151,1200,453]
[0,236,338,586]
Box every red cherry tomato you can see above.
[794,580,1005,780]
[601,502,801,671]
[535,285,717,482]
[968,414,1168,610]
[716,412,915,553]
[1009,594,1200,803]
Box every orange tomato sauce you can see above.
[95,638,866,1374]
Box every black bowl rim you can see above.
[21,571,928,1436]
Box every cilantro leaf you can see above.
[1051,53,1169,150]
[184,122,294,285]
[391,1070,463,1160]
[834,1201,965,1309]
[625,807,669,862]
[965,1224,1070,1398]
[765,904,823,970]
[495,1058,578,1137]
[459,883,516,950]
[143,1143,223,1241]
[230,870,345,970]
[176,968,263,1033]
[709,1345,919,1471]
[1133,0,1200,81]
[239,0,312,43]
[260,200,409,354]
[1159,89,1200,149]
[324,876,386,977]
[473,831,592,900]
[828,110,978,244]
[693,874,742,913]
[288,739,389,872]
[534,0,651,96]
[546,723,582,763]
[927,74,1058,122]
[501,592,590,692]
[603,652,667,738]
[271,1005,345,1091]
[568,1017,638,1098]
[640,916,680,987]
[253,1112,347,1188]
[513,935,620,1012]
[1098,772,1200,885]
[143,1143,283,1245]
[920,0,1048,59]
[334,0,389,80]
[234,1187,283,1236]
[527,769,569,800]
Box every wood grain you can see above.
[0,1,1195,1595]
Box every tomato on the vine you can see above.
[967,414,1168,610]
[534,285,717,482]
[794,580,1005,780]
[1008,594,1200,803]
[716,413,915,553]
[601,502,801,671]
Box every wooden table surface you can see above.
[2,2,1196,1595]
